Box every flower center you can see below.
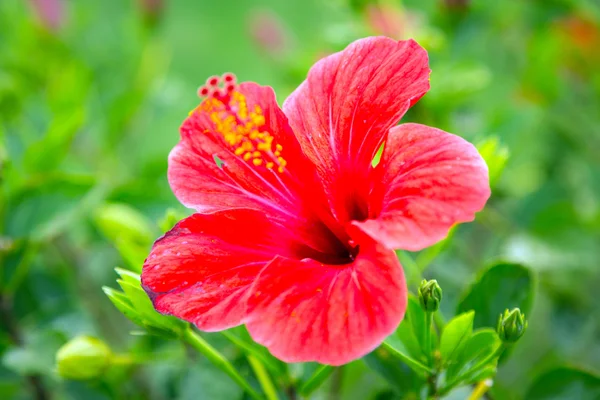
[195,74,287,173]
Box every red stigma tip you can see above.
[211,88,226,99]
[222,73,236,83]
[198,86,210,97]
[207,75,220,87]
[226,83,236,93]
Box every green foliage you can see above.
[457,262,534,329]
[445,328,501,385]
[103,268,186,338]
[439,311,474,367]
[525,367,600,400]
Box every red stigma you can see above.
[226,83,236,93]
[223,73,236,84]
[198,86,210,97]
[207,75,220,87]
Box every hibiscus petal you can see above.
[354,123,491,251]
[245,232,407,365]
[141,209,297,331]
[283,37,430,223]
[169,82,311,217]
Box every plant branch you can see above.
[183,327,264,400]
[248,355,279,400]
[381,341,434,376]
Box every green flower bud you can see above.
[497,308,528,343]
[56,336,112,380]
[418,279,443,312]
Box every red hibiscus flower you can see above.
[141,37,490,365]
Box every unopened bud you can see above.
[56,336,112,380]
[418,279,443,312]
[497,308,527,343]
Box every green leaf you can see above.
[117,280,156,318]
[526,367,600,400]
[405,295,428,360]
[465,365,497,385]
[446,328,501,384]
[103,286,144,327]
[457,262,534,329]
[363,348,424,396]
[439,311,474,367]
[298,364,335,397]
[115,268,141,284]
[394,318,422,361]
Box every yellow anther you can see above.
[197,88,287,173]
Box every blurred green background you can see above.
[1,0,599,399]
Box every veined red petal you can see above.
[354,123,490,251]
[169,82,345,255]
[283,37,430,224]
[169,82,311,217]
[141,209,297,331]
[245,232,407,365]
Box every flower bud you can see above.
[56,336,112,380]
[418,279,443,312]
[497,308,528,343]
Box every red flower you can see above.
[141,37,490,365]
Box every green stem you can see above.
[183,327,264,400]
[299,365,335,397]
[247,355,279,400]
[381,341,434,376]
[220,330,283,376]
[424,311,434,366]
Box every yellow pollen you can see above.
[197,87,288,173]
